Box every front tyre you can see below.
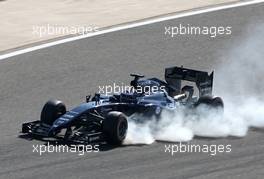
[40,100,66,125]
[103,111,128,145]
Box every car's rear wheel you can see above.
[40,100,66,125]
[103,111,128,145]
[195,96,224,109]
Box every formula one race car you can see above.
[21,66,223,145]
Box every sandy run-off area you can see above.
[0,0,237,51]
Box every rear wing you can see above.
[165,66,214,96]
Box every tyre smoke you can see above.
[125,24,264,144]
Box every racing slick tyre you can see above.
[195,96,224,109]
[143,106,162,120]
[40,100,66,125]
[103,111,128,145]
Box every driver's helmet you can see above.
[135,80,161,94]
[120,92,137,103]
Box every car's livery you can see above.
[21,66,223,145]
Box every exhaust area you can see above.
[125,24,264,144]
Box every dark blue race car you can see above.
[22,66,223,145]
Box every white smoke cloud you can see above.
[124,119,155,145]
[124,24,264,145]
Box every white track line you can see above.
[0,0,263,61]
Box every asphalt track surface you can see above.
[1,3,264,179]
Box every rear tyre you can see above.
[144,106,162,120]
[40,100,66,125]
[103,111,128,145]
[195,96,224,109]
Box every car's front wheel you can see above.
[103,111,128,145]
[40,100,66,125]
